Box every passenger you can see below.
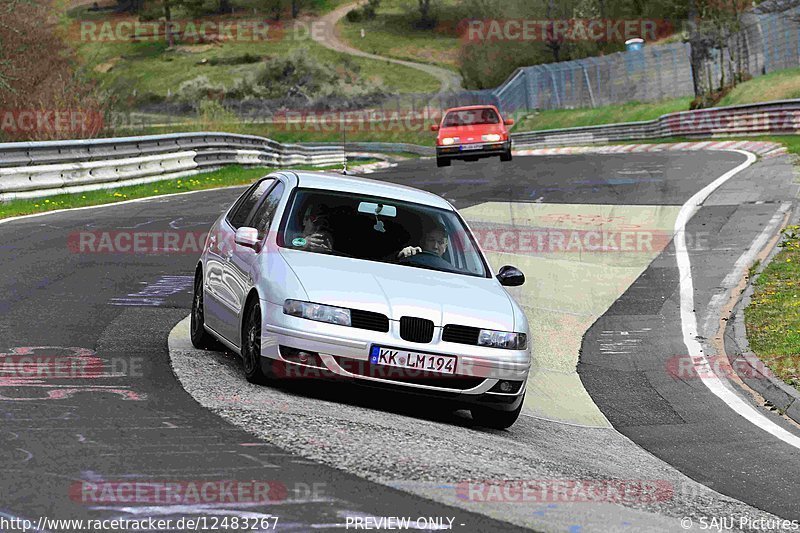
[297,204,333,252]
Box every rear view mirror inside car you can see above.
[358,202,397,217]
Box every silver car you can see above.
[191,170,531,428]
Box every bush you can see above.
[197,99,238,129]
[345,0,380,22]
[206,53,262,66]
[165,49,391,111]
[253,48,386,101]
[175,75,225,105]
[459,40,550,89]
[227,77,270,100]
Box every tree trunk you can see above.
[687,0,705,97]
[163,0,174,48]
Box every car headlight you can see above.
[441,137,457,145]
[478,329,527,349]
[283,299,351,326]
[482,134,502,142]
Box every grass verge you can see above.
[0,164,341,220]
[745,225,800,391]
[718,67,800,107]
[514,98,694,131]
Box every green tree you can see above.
[416,0,437,29]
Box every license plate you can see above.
[460,144,482,151]
[370,346,457,374]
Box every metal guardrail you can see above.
[306,142,435,157]
[0,132,344,201]
[1,98,796,201]
[510,99,800,148]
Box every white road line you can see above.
[675,149,800,449]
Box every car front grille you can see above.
[399,316,434,343]
[350,309,390,332]
[442,324,481,345]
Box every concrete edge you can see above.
[725,199,800,423]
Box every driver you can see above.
[397,222,448,259]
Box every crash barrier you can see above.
[510,99,800,148]
[308,142,435,157]
[312,99,800,152]
[0,132,344,201]
[2,97,796,201]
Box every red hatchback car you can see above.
[431,105,514,167]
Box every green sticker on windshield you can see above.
[292,237,307,247]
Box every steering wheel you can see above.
[398,250,450,269]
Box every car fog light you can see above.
[499,381,513,392]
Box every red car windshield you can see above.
[442,108,500,127]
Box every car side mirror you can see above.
[430,124,439,132]
[504,118,515,126]
[234,227,260,251]
[497,265,524,286]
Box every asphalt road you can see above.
[0,150,797,531]
[578,153,800,519]
[0,189,530,532]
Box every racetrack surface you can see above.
[1,151,798,531]
[579,153,800,520]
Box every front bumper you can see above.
[260,301,530,410]
[436,140,510,159]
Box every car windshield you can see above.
[442,108,500,127]
[280,189,489,277]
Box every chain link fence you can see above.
[490,3,800,113]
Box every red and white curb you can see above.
[515,141,789,158]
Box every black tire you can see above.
[436,157,451,167]
[500,149,512,162]
[471,398,524,429]
[242,299,272,384]
[190,271,218,350]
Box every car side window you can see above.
[251,182,285,239]
[227,179,275,229]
